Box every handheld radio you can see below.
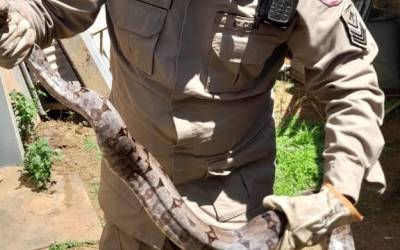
[256,0,299,28]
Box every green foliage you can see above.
[9,91,59,190]
[274,116,325,196]
[33,87,48,98]
[23,137,61,189]
[84,135,98,151]
[65,111,76,121]
[48,240,97,250]
[84,135,101,160]
[9,90,38,142]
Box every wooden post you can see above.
[59,32,112,98]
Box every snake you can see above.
[25,45,285,250]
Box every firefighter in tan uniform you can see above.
[0,0,386,249]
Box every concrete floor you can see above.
[0,167,102,250]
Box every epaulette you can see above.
[341,3,367,49]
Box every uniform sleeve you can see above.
[12,0,104,47]
[287,0,385,202]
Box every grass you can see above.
[88,181,100,203]
[48,240,97,250]
[83,135,101,160]
[83,136,98,151]
[274,116,325,196]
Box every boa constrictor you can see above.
[25,46,285,250]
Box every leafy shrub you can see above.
[9,90,38,142]
[23,137,61,189]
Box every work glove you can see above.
[263,183,363,249]
[0,0,36,69]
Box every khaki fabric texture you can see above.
[13,0,385,200]
[8,0,386,248]
[263,183,362,248]
[0,0,36,68]
[100,223,158,250]
[99,156,274,249]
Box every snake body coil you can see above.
[25,46,284,250]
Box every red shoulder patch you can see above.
[319,0,343,7]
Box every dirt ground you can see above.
[35,82,400,249]
[352,113,400,250]
[37,119,104,225]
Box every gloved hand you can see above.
[263,183,363,249]
[0,0,36,69]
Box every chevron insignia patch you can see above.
[341,4,367,49]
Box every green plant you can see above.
[48,240,97,250]
[9,90,38,142]
[65,110,76,121]
[84,135,101,160]
[23,137,61,189]
[31,86,48,98]
[84,135,98,151]
[88,181,100,201]
[274,116,325,196]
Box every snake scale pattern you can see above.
[25,46,284,250]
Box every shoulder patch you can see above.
[341,4,367,49]
[319,0,343,7]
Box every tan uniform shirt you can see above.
[15,0,386,246]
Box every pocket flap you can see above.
[211,12,287,65]
[107,0,167,37]
[143,0,172,9]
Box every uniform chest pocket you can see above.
[107,0,171,75]
[206,13,288,94]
